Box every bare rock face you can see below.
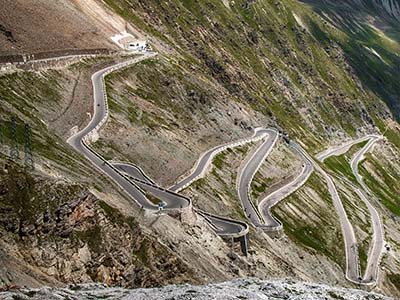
[180,207,197,225]
[0,161,198,288]
[0,278,394,300]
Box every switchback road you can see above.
[236,129,279,227]
[317,135,384,285]
[350,136,384,284]
[68,53,163,210]
[298,143,361,283]
[66,50,384,284]
[258,142,314,229]
[68,51,247,237]
[170,128,269,192]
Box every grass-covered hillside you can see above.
[0,0,399,296]
[96,0,400,295]
[103,0,397,149]
[301,0,400,120]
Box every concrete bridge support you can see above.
[234,234,249,256]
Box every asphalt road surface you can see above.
[66,49,383,282]
[298,142,361,283]
[350,136,384,284]
[236,129,279,227]
[317,136,373,162]
[170,128,269,192]
[68,53,160,210]
[258,142,314,229]
[67,51,248,235]
[317,135,384,285]
[114,155,249,235]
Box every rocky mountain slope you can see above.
[0,0,399,298]
[0,278,394,300]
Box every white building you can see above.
[126,40,147,52]
[111,32,148,52]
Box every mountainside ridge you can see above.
[0,0,399,297]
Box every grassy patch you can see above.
[145,191,162,204]
[323,140,368,184]
[273,172,345,268]
[359,156,400,216]
[212,152,226,170]
[133,239,150,267]
[388,273,400,290]
[74,225,103,254]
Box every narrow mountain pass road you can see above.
[317,135,384,285]
[114,163,249,236]
[258,142,314,229]
[67,53,162,210]
[295,142,361,283]
[170,127,269,192]
[350,136,384,284]
[317,136,374,162]
[236,129,279,227]
[65,49,384,281]
[67,51,248,237]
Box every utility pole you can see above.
[24,123,34,170]
[10,116,19,160]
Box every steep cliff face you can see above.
[0,158,198,288]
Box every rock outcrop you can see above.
[0,160,197,288]
[0,278,394,300]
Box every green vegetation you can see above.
[99,200,127,225]
[278,194,344,267]
[250,144,300,204]
[253,181,268,194]
[302,0,400,121]
[359,154,400,216]
[183,143,253,222]
[191,177,206,190]
[0,61,112,180]
[74,225,103,254]
[274,172,345,268]
[145,191,162,205]
[384,126,400,149]
[323,140,368,184]
[212,152,226,170]
[388,273,400,290]
[285,225,329,254]
[251,179,273,204]
[133,239,149,266]
[99,200,138,232]
[0,160,88,224]
[327,291,345,300]
[101,0,396,152]
[358,237,369,275]
[322,140,375,274]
